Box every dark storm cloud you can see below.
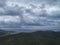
[0,0,6,7]
[5,6,23,15]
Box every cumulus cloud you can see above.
[0,0,60,29]
[0,16,21,24]
[0,0,6,7]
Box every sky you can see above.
[0,0,60,31]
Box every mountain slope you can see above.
[0,31,60,45]
[0,29,16,37]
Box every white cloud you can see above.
[0,16,21,24]
[23,14,40,24]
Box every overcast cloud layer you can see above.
[0,0,60,30]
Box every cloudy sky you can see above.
[0,0,60,31]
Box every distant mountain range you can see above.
[0,29,16,37]
[0,30,60,45]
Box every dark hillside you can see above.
[0,30,60,45]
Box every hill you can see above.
[0,30,60,45]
